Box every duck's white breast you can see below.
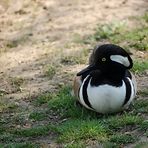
[87,78,126,113]
[79,75,134,113]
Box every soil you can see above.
[0,0,148,100]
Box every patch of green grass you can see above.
[67,142,118,148]
[0,89,8,96]
[93,22,125,41]
[140,120,148,130]
[142,13,148,22]
[111,25,148,51]
[105,114,143,130]
[0,113,56,145]
[48,86,73,115]
[29,111,47,121]
[44,65,56,78]
[0,117,8,125]
[64,141,86,148]
[133,99,148,113]
[102,142,119,148]
[0,102,9,112]
[134,99,148,108]
[6,41,18,48]
[132,60,148,74]
[109,134,138,144]
[10,113,29,126]
[138,90,148,97]
[125,27,148,51]
[2,142,39,148]
[10,77,24,87]
[135,142,148,148]
[72,33,84,44]
[48,86,98,119]
[61,55,77,65]
[84,13,148,51]
[47,86,146,146]
[10,77,24,92]
[0,85,146,146]
[34,93,55,106]
[0,133,16,143]
[0,125,6,133]
[13,124,56,137]
[0,100,18,113]
[56,119,108,143]
[83,22,126,45]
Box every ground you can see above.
[0,0,148,147]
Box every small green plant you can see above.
[29,111,47,121]
[95,22,125,40]
[132,60,148,74]
[0,100,18,113]
[84,22,126,44]
[0,89,8,96]
[140,120,148,130]
[142,13,148,22]
[109,134,138,144]
[6,41,18,48]
[45,65,56,78]
[34,93,54,106]
[10,77,24,92]
[126,27,148,51]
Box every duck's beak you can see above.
[77,64,96,76]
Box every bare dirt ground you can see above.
[0,0,148,101]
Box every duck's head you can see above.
[77,44,133,77]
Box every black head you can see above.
[77,44,133,77]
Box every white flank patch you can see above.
[123,77,135,108]
[110,55,130,67]
[79,75,94,111]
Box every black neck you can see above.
[90,65,126,87]
[104,67,126,81]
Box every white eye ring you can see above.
[102,57,106,62]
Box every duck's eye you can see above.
[102,57,106,62]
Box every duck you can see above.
[73,44,137,114]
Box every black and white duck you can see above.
[73,44,137,114]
